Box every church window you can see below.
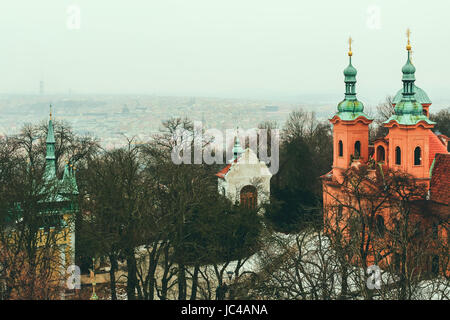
[376,146,385,162]
[395,147,401,165]
[414,147,421,165]
[354,141,361,158]
[338,140,343,157]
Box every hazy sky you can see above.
[1,0,449,104]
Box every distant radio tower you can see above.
[39,80,44,95]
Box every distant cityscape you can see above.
[1,93,448,149]
[0,94,324,148]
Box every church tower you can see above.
[329,38,372,178]
[42,106,78,274]
[383,29,435,180]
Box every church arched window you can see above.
[376,146,385,162]
[338,140,343,157]
[240,185,257,209]
[354,141,361,158]
[414,146,422,165]
[395,146,401,165]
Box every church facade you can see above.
[321,33,449,276]
[216,134,272,210]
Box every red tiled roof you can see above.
[215,163,232,179]
[430,153,450,206]
[428,130,448,167]
[215,157,240,179]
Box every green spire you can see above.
[401,50,416,82]
[232,128,244,160]
[61,163,79,195]
[46,118,55,145]
[384,30,434,126]
[333,37,371,121]
[342,55,358,101]
[44,105,56,180]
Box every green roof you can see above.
[386,49,435,126]
[44,116,57,181]
[337,99,364,114]
[42,112,79,201]
[46,118,56,144]
[331,52,371,122]
[384,110,435,126]
[393,84,432,105]
[343,61,357,79]
[61,164,79,195]
[401,57,416,81]
[333,111,372,122]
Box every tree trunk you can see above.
[160,245,171,300]
[177,263,187,300]
[190,264,200,300]
[125,248,138,300]
[108,254,118,300]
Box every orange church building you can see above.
[321,33,449,277]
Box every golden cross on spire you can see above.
[49,104,52,120]
[348,36,353,56]
[406,28,412,51]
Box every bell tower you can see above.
[383,29,435,180]
[329,38,372,177]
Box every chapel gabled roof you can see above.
[216,163,233,179]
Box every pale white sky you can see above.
[0,0,449,104]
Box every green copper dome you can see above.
[392,84,431,105]
[331,47,372,122]
[344,62,357,78]
[401,53,416,81]
[384,48,434,126]
[337,99,364,113]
